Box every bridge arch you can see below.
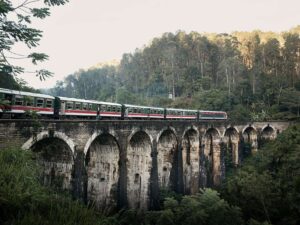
[84,130,118,156]
[127,130,152,210]
[202,127,222,187]
[261,124,276,140]
[242,125,258,155]
[22,130,75,154]
[182,127,200,194]
[157,127,178,191]
[22,130,75,191]
[85,132,120,210]
[128,128,154,145]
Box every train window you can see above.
[15,95,23,105]
[88,104,93,110]
[66,102,73,110]
[116,107,120,112]
[26,97,34,106]
[82,103,88,110]
[112,106,115,112]
[75,102,81,110]
[101,105,106,111]
[46,99,52,108]
[36,98,44,107]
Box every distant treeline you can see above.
[45,26,300,120]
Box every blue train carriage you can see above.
[124,104,150,119]
[55,96,122,118]
[166,108,198,119]
[199,110,227,120]
[123,104,165,119]
[0,88,54,118]
[99,101,122,118]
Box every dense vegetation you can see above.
[46,27,300,121]
[1,125,299,224]
[0,148,108,225]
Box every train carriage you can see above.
[56,96,122,118]
[99,101,122,118]
[124,104,150,119]
[166,108,198,120]
[199,110,227,120]
[0,88,228,121]
[148,107,165,119]
[0,88,54,117]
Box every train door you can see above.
[96,104,100,120]
[60,101,66,115]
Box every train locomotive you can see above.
[0,88,227,120]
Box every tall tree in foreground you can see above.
[0,0,69,82]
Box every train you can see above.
[0,88,227,120]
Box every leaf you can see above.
[31,8,50,19]
[28,53,49,65]
[44,0,69,6]
[36,69,53,81]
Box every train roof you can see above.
[124,104,164,110]
[57,96,122,106]
[199,110,227,114]
[0,88,54,99]
[166,107,198,112]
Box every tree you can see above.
[0,0,69,81]
[222,125,300,224]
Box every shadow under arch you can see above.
[224,127,240,167]
[242,126,258,156]
[202,127,221,187]
[85,132,120,212]
[127,130,152,210]
[22,130,75,154]
[261,124,276,140]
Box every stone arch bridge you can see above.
[0,120,291,210]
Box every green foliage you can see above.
[158,189,244,225]
[0,148,108,225]
[221,125,300,225]
[0,0,68,80]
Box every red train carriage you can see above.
[56,96,122,118]
[0,88,54,117]
[165,108,198,120]
[124,104,164,119]
[199,110,227,120]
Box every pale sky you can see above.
[13,0,300,89]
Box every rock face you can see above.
[0,120,291,210]
[86,133,119,210]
